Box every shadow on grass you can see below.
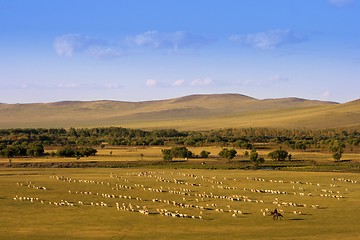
[288,218,305,221]
[338,159,351,163]
[242,212,252,215]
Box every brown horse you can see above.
[271,209,283,220]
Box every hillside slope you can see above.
[0,94,358,130]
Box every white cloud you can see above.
[172,79,185,87]
[125,31,210,50]
[328,0,354,7]
[54,31,210,58]
[54,34,125,58]
[103,83,121,89]
[145,79,158,87]
[54,34,104,57]
[269,75,290,83]
[54,34,78,57]
[3,83,35,89]
[144,78,213,88]
[87,46,125,58]
[321,90,331,100]
[190,78,213,86]
[243,80,260,86]
[56,83,81,89]
[230,29,306,50]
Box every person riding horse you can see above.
[271,208,283,220]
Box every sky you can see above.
[0,0,359,103]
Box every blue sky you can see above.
[0,0,359,103]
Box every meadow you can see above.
[2,145,360,163]
[1,167,359,240]
[2,145,360,172]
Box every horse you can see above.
[271,209,283,220]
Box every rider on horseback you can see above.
[271,208,283,220]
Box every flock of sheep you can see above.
[13,170,357,221]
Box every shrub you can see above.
[199,150,211,158]
[249,149,265,165]
[219,148,237,160]
[161,149,173,161]
[57,146,97,158]
[161,147,193,161]
[268,149,289,161]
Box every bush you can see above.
[78,147,97,157]
[199,150,211,158]
[161,147,193,161]
[330,140,345,161]
[0,142,44,158]
[57,146,97,158]
[268,148,289,161]
[26,143,44,157]
[161,149,173,161]
[171,147,193,159]
[219,148,237,160]
[235,140,253,149]
[57,147,76,157]
[249,149,265,165]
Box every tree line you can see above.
[161,146,295,163]
[0,127,359,146]
[0,142,96,159]
[0,127,357,160]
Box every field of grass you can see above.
[1,145,359,177]
[1,168,359,239]
[1,93,359,239]
[2,145,360,165]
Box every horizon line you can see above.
[0,93,353,105]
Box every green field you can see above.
[1,168,359,239]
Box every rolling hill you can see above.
[0,94,359,130]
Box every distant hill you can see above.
[0,93,359,130]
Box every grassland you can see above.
[1,146,359,239]
[1,168,359,239]
[2,145,360,172]
[1,93,360,239]
[1,94,359,130]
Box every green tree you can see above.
[330,140,345,162]
[268,148,289,161]
[57,147,76,157]
[199,150,211,158]
[161,149,173,161]
[26,143,44,157]
[171,147,193,159]
[2,147,16,158]
[249,149,265,165]
[235,139,253,149]
[161,147,193,161]
[78,147,97,157]
[219,148,237,161]
[295,141,308,151]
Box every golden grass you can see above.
[0,94,359,130]
[1,168,359,239]
[1,146,360,164]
